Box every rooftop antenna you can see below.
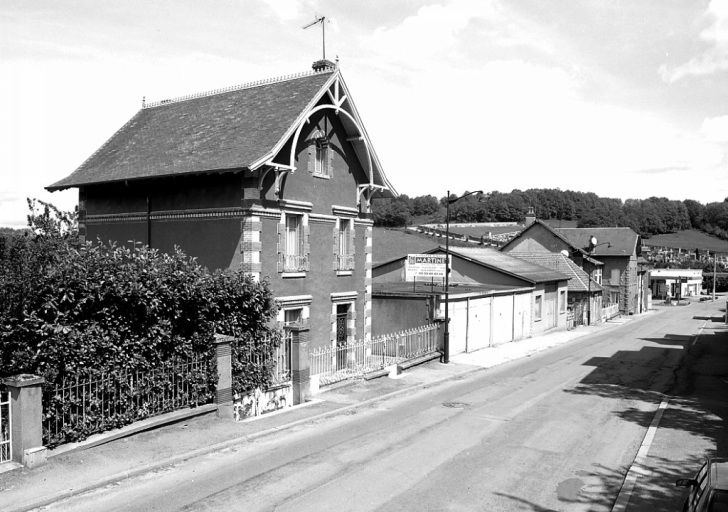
[303,15,327,60]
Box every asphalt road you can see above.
[41,302,721,511]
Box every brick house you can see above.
[47,61,396,402]
[501,220,648,315]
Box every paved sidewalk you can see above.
[0,312,653,512]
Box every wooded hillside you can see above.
[372,189,728,241]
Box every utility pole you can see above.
[713,253,717,302]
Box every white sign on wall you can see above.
[405,254,448,281]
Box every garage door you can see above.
[467,297,491,352]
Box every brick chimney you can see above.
[525,206,536,227]
[312,59,336,72]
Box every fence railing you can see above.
[0,386,10,464]
[42,355,213,448]
[602,303,620,321]
[336,253,355,271]
[241,338,292,387]
[279,253,309,272]
[310,324,439,386]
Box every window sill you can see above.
[282,272,306,279]
[336,270,353,276]
[312,173,331,180]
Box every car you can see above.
[676,458,728,511]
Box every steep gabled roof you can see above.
[501,219,603,265]
[555,227,640,257]
[436,246,569,284]
[47,67,395,196]
[507,251,603,293]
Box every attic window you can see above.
[309,129,333,178]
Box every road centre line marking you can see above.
[611,400,669,512]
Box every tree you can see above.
[372,198,411,227]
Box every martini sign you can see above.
[405,254,448,281]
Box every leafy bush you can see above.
[1,200,280,446]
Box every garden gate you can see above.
[0,387,10,464]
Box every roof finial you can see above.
[142,96,146,108]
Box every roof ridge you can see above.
[143,68,335,109]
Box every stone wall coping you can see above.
[2,374,45,388]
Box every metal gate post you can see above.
[2,374,47,469]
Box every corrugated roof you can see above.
[47,68,394,195]
[507,252,603,293]
[443,246,569,284]
[555,227,639,257]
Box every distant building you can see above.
[649,269,703,300]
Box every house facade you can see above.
[506,251,603,326]
[47,62,396,402]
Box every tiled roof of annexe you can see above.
[47,70,336,191]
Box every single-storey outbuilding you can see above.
[372,246,570,355]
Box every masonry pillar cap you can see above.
[2,374,45,388]
[213,334,235,344]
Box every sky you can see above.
[1,0,728,227]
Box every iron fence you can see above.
[43,355,212,448]
[0,386,10,464]
[240,339,291,387]
[311,324,439,386]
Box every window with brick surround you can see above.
[333,218,355,271]
[277,213,310,273]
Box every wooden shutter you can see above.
[307,142,314,174]
[327,143,334,177]
[277,223,283,273]
[333,223,339,270]
[303,223,310,271]
[349,220,355,259]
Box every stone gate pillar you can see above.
[288,325,310,405]
[2,374,47,469]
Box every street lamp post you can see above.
[586,236,610,325]
[443,189,483,364]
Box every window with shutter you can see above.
[279,214,308,273]
[311,133,332,178]
[335,219,355,271]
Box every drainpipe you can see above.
[146,195,152,248]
